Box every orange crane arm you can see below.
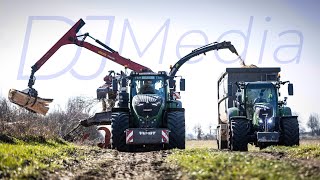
[28,19,151,92]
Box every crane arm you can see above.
[28,18,151,90]
[169,41,239,77]
[72,37,151,72]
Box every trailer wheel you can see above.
[217,140,228,149]
[229,119,248,151]
[111,112,129,152]
[281,117,299,146]
[167,111,185,149]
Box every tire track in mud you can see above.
[76,150,183,180]
[43,148,183,180]
[40,141,320,180]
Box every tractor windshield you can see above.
[245,83,277,120]
[131,76,165,97]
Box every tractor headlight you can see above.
[267,118,273,124]
[258,118,263,124]
[151,101,161,106]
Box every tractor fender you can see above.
[167,100,182,108]
[227,107,240,121]
[281,107,292,116]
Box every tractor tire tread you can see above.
[111,112,129,152]
[230,119,248,151]
[167,111,185,149]
[281,117,299,146]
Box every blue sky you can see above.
[0,0,319,133]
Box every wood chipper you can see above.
[9,19,239,151]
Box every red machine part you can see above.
[97,126,111,149]
[81,133,90,142]
[28,19,151,90]
[31,18,151,73]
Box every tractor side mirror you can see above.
[236,90,242,102]
[288,83,293,95]
[237,94,242,102]
[169,79,175,89]
[112,79,118,92]
[121,78,127,88]
[180,78,185,91]
[227,84,233,97]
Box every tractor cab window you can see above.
[245,83,277,120]
[131,76,165,97]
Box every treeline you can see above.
[0,96,97,140]
[306,113,320,136]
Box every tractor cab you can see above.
[130,74,167,98]
[129,72,169,128]
[243,82,279,133]
[243,82,278,121]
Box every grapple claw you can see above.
[8,88,53,115]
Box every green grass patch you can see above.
[167,148,320,180]
[263,144,320,160]
[0,137,77,179]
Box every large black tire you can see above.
[167,111,185,149]
[229,119,248,151]
[111,112,129,152]
[281,117,299,146]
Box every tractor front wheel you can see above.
[229,119,248,151]
[111,112,129,152]
[167,111,185,149]
[281,117,299,146]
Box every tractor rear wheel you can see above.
[229,119,248,151]
[111,112,129,152]
[167,111,185,149]
[281,117,299,146]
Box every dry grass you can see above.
[186,139,320,150]
[300,139,320,145]
[186,140,217,149]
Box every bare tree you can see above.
[193,124,203,140]
[0,95,97,140]
[307,113,320,136]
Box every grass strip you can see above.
[167,148,320,180]
[0,138,77,179]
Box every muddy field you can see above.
[35,139,320,180]
[44,148,182,180]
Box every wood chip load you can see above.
[239,56,258,68]
[8,89,53,115]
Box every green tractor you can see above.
[217,68,299,151]
[108,41,239,151]
[106,71,186,151]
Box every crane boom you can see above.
[28,19,152,90]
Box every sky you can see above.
[0,0,319,134]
